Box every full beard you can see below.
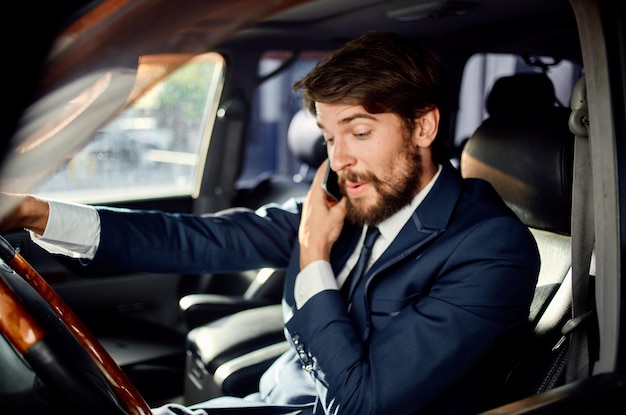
[342,142,423,226]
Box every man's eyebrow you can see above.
[317,112,378,130]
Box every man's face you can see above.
[316,102,424,226]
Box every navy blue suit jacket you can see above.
[90,163,540,414]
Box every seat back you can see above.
[461,73,576,402]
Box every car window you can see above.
[33,52,225,204]
[31,50,580,204]
[237,51,327,187]
[455,53,582,148]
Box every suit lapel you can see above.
[370,163,463,274]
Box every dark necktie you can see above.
[341,226,380,304]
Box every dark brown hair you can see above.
[293,31,450,163]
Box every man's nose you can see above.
[328,138,354,172]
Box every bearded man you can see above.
[1,31,539,415]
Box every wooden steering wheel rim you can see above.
[0,236,152,415]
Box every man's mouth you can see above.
[345,180,367,197]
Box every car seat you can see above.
[179,108,325,330]
[461,72,579,404]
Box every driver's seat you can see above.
[183,72,578,407]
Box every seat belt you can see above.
[564,75,596,382]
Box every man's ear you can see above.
[413,107,440,148]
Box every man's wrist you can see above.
[22,196,49,236]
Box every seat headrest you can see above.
[461,75,574,235]
[486,73,557,117]
[287,109,326,168]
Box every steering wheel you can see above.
[0,235,152,415]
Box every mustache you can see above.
[339,170,382,188]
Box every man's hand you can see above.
[298,160,347,269]
[0,194,50,235]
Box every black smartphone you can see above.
[322,163,342,202]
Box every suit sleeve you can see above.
[87,201,302,274]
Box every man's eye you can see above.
[355,131,370,139]
[323,137,334,146]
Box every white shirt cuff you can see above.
[293,260,338,309]
[29,200,101,260]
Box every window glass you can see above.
[455,53,582,148]
[33,53,224,203]
[237,51,327,187]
